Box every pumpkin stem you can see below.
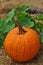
[14,17,26,34]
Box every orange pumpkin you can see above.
[4,26,40,62]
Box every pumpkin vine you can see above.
[0,5,43,48]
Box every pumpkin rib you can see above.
[16,35,24,61]
[23,34,31,61]
[22,36,25,61]
[16,37,20,61]
[23,37,25,61]
[10,35,19,61]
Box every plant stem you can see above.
[14,17,26,34]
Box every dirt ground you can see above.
[0,0,43,19]
[0,0,43,65]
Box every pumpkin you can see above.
[4,18,40,62]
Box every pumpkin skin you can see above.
[4,27,40,62]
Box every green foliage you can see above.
[0,5,43,48]
[17,13,35,27]
[19,5,31,13]
[0,9,15,48]
[34,23,43,42]
[40,35,43,43]
[35,22,43,31]
[36,14,43,20]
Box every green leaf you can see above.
[35,22,43,31]
[7,9,14,18]
[0,19,15,48]
[6,9,15,23]
[0,20,6,32]
[40,35,43,43]
[3,22,15,33]
[0,33,5,48]
[27,22,34,27]
[36,14,43,20]
[0,7,17,48]
[17,13,34,27]
[19,5,31,12]
[0,40,3,48]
